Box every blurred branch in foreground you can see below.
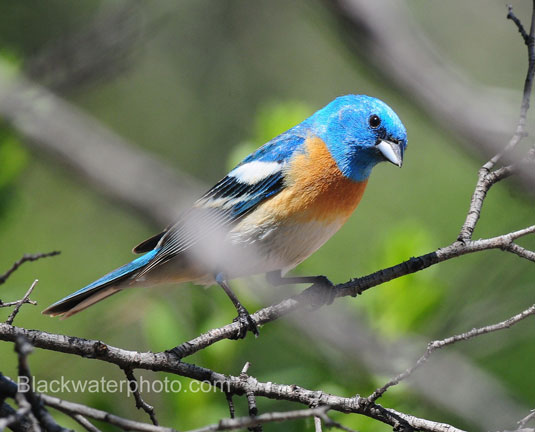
[0,59,201,227]
[24,2,145,94]
[324,0,535,193]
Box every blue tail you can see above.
[43,249,159,317]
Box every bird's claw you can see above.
[305,276,335,309]
[230,305,259,339]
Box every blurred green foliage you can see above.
[227,101,311,170]
[0,129,27,219]
[0,1,534,431]
[365,223,444,338]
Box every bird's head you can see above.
[312,95,407,182]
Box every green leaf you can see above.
[0,130,27,189]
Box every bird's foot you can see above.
[303,276,335,309]
[230,304,259,340]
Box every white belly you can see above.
[221,217,346,278]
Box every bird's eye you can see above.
[368,114,381,129]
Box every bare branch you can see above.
[0,252,60,286]
[0,62,201,227]
[238,362,261,432]
[122,367,159,426]
[485,3,535,170]
[456,2,535,241]
[505,243,535,262]
[0,372,170,432]
[0,402,32,431]
[15,336,72,432]
[43,394,175,432]
[368,304,535,403]
[314,415,323,432]
[185,406,331,432]
[68,414,102,432]
[6,280,39,326]
[325,2,514,156]
[507,4,531,44]
[224,392,236,419]
[172,226,535,359]
[0,299,37,309]
[0,324,462,432]
[517,409,535,430]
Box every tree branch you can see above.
[122,367,159,426]
[185,406,332,432]
[0,252,60,286]
[367,303,535,403]
[0,62,201,227]
[1,3,534,432]
[5,280,39,326]
[171,225,535,359]
[0,402,32,431]
[517,409,535,430]
[0,323,463,432]
[42,394,175,432]
[323,0,535,192]
[15,336,72,432]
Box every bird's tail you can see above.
[42,249,159,318]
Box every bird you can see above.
[43,94,407,338]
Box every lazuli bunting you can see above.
[43,95,407,337]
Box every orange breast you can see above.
[260,136,368,223]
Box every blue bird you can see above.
[43,95,407,338]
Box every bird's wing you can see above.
[134,129,307,274]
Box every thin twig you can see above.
[42,394,176,432]
[459,2,535,241]
[491,2,535,170]
[6,280,39,325]
[0,403,32,430]
[15,335,72,431]
[122,367,159,426]
[185,406,331,432]
[367,304,535,403]
[517,409,535,430]
[0,252,60,285]
[506,243,535,262]
[239,362,261,432]
[224,392,236,419]
[0,299,37,308]
[0,372,171,432]
[69,414,103,432]
[314,415,323,432]
[507,4,530,43]
[319,413,360,432]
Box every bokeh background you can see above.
[1,1,534,431]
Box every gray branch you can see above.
[0,324,462,432]
[0,61,201,227]
[368,304,535,403]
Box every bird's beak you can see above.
[376,140,403,167]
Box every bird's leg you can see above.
[215,273,259,339]
[266,270,335,307]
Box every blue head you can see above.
[310,95,407,182]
